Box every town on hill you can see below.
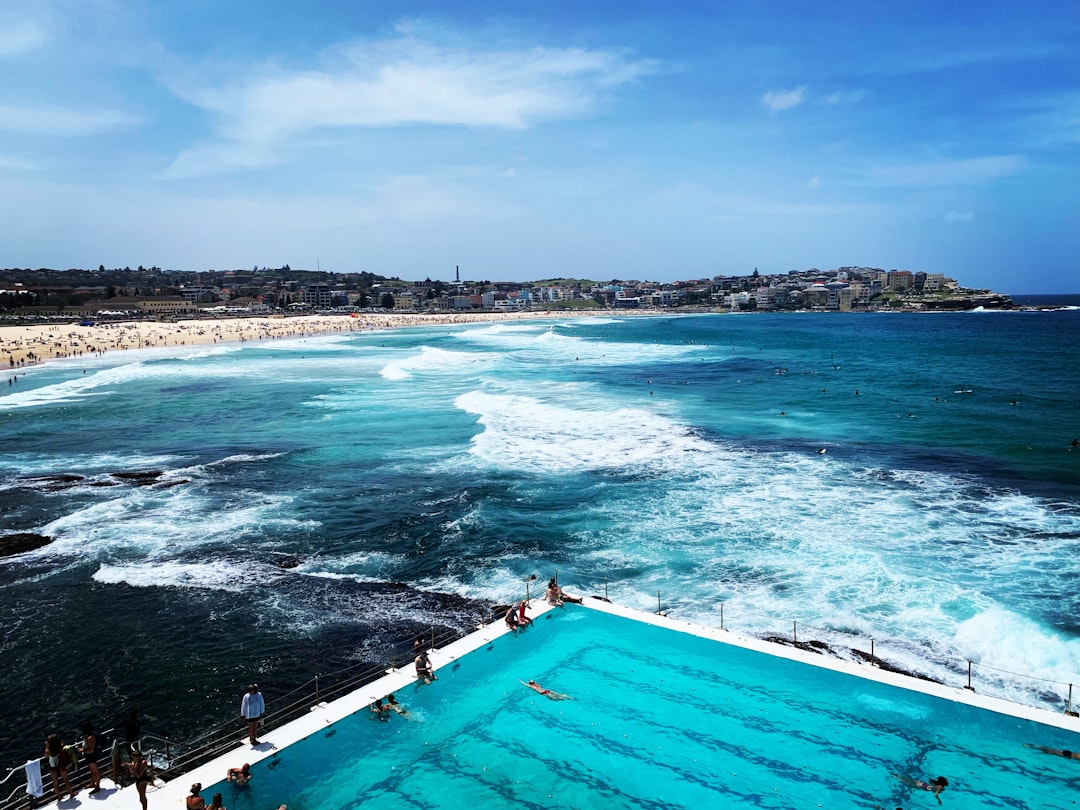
[0,264,1011,320]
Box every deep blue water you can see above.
[1,311,1079,768]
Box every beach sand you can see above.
[0,309,637,369]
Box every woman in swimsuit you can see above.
[129,747,152,810]
[43,734,76,801]
[207,792,227,809]
[79,721,102,793]
[520,679,571,700]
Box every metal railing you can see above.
[644,585,1080,719]
[0,613,502,810]
[4,586,1077,808]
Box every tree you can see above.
[380,293,395,309]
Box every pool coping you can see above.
[28,595,1080,809]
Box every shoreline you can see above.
[0,309,650,369]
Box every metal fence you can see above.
[0,617,497,810]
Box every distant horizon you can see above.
[0,1,1076,293]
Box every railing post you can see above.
[430,625,435,651]
[604,577,608,600]
[793,621,797,644]
[657,591,661,615]
[964,661,974,691]
[720,602,724,630]
[1067,683,1079,717]
[870,637,875,665]
[315,674,320,701]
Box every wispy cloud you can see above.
[866,156,1024,187]
[162,35,657,178]
[0,18,47,57]
[0,103,141,136]
[943,210,975,224]
[761,85,806,112]
[823,89,866,106]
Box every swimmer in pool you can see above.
[1025,743,1080,760]
[520,679,571,700]
[895,774,948,804]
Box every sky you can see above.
[0,0,1077,293]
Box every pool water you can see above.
[207,608,1080,809]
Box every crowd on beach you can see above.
[0,309,628,369]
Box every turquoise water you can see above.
[204,607,1080,810]
[1,312,1079,766]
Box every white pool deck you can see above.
[21,595,1080,809]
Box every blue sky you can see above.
[0,1,1076,292]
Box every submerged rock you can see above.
[112,470,165,485]
[0,533,52,557]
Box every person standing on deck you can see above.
[241,684,265,745]
[78,721,102,793]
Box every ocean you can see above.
[1,309,1079,768]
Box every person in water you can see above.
[226,762,252,785]
[370,699,390,721]
[1025,743,1080,760]
[895,774,948,804]
[520,679,571,700]
[386,693,407,715]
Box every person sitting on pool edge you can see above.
[895,774,948,804]
[546,577,583,605]
[415,648,437,684]
[520,679,571,700]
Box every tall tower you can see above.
[455,265,460,282]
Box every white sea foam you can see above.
[25,489,313,563]
[380,346,498,380]
[93,560,281,592]
[455,389,710,474]
[445,383,1080,704]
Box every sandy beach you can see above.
[0,309,637,369]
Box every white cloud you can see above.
[761,85,806,112]
[163,35,657,177]
[823,89,866,106]
[0,103,141,136]
[944,210,975,224]
[0,18,47,57]
[866,156,1024,187]
[807,176,820,189]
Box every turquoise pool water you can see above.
[207,608,1080,809]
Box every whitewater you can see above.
[1,311,1078,766]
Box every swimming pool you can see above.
[203,605,1080,809]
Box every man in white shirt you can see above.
[240,684,265,745]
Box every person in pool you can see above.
[226,763,252,785]
[370,699,390,721]
[895,774,948,804]
[520,679,571,700]
[1025,743,1080,760]
[386,694,407,715]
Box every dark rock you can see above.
[850,648,942,683]
[0,533,52,557]
[273,555,302,569]
[155,479,191,489]
[112,470,165,485]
